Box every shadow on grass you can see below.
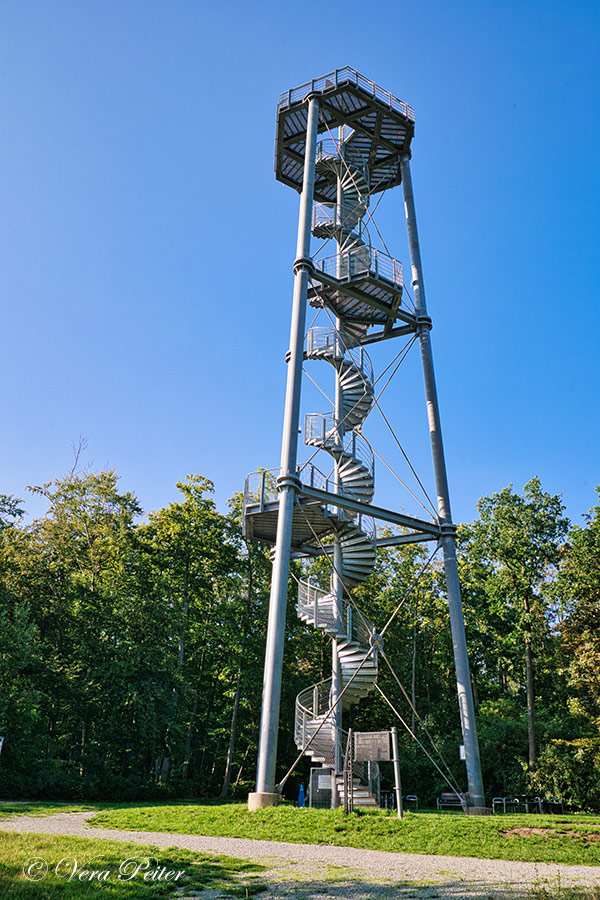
[0,831,265,899]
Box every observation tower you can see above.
[243,68,485,811]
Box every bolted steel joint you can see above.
[293,256,315,275]
[440,522,457,537]
[276,473,302,493]
[416,314,433,334]
[370,632,384,652]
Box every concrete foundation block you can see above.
[247,792,280,810]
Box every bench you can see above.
[403,794,418,810]
[379,791,418,811]
[492,795,544,814]
[437,791,464,810]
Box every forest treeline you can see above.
[1,470,599,808]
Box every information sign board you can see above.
[354,731,390,761]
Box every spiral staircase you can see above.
[293,309,379,803]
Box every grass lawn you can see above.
[0,802,97,817]
[87,803,600,867]
[0,829,266,899]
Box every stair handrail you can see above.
[296,676,335,720]
[306,325,373,388]
[305,330,374,386]
[315,139,370,187]
[312,204,370,239]
[298,580,373,649]
[304,415,375,473]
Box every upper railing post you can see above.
[250,96,320,808]
[260,471,266,512]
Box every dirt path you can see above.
[3,811,600,898]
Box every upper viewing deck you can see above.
[275,67,415,202]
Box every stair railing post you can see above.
[391,727,403,819]
[400,154,485,810]
[251,95,320,807]
[343,728,352,815]
[260,470,266,512]
[349,737,354,813]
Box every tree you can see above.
[459,478,568,770]
[2,470,176,797]
[560,488,600,731]
[140,475,243,788]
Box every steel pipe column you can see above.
[400,155,485,809]
[330,179,345,791]
[250,97,320,807]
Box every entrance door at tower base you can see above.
[309,766,335,808]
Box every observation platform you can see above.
[243,466,441,553]
[308,246,416,334]
[243,466,341,552]
[275,67,415,202]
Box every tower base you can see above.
[247,792,280,810]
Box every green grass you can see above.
[0,829,266,898]
[88,803,600,867]
[0,802,97,818]
[2,810,600,899]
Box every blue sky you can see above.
[1,0,598,527]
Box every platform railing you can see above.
[277,67,415,122]
[244,463,376,543]
[315,246,402,289]
[243,464,332,512]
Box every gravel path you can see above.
[2,811,600,899]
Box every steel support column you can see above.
[330,165,346,794]
[400,155,485,809]
[251,97,320,804]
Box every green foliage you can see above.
[531,739,600,810]
[535,487,600,809]
[458,478,569,783]
[0,467,599,808]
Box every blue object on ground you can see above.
[298,784,305,807]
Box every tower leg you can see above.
[249,97,320,808]
[400,155,485,809]
[329,165,347,802]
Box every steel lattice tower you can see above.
[243,68,485,812]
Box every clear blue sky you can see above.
[1,0,598,527]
